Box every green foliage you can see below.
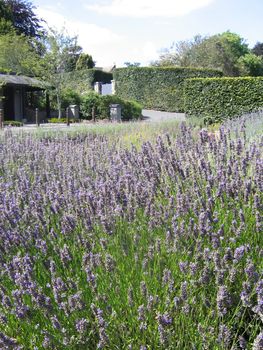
[252,42,263,57]
[212,31,249,76]
[0,18,15,35]
[153,34,208,67]
[113,66,222,112]
[0,1,11,19]
[63,44,83,73]
[0,0,43,38]
[3,120,23,126]
[48,117,77,123]
[39,28,97,118]
[63,69,113,94]
[80,91,101,118]
[184,76,263,122]
[0,32,41,75]
[98,95,142,121]
[0,66,12,74]
[80,92,142,120]
[155,31,249,76]
[46,88,82,118]
[237,53,263,76]
[41,28,83,118]
[42,32,93,74]
[60,87,82,110]
[76,53,95,70]
[42,28,79,76]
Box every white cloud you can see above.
[86,0,214,18]
[35,7,159,66]
[37,8,121,46]
[132,42,160,64]
[36,7,125,66]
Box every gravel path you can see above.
[1,110,186,132]
[142,109,185,122]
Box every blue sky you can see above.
[34,0,263,67]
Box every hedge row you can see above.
[113,67,222,112]
[3,120,23,127]
[184,77,263,122]
[64,69,113,93]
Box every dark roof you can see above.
[95,65,116,73]
[0,74,48,89]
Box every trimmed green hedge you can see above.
[64,69,113,93]
[184,77,263,123]
[3,120,23,127]
[113,67,222,112]
[0,68,13,74]
[48,118,78,124]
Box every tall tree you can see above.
[252,42,263,57]
[0,32,41,75]
[76,53,95,70]
[237,53,263,76]
[0,1,11,20]
[153,34,206,67]
[64,44,83,72]
[0,0,43,38]
[153,31,249,76]
[214,31,249,75]
[41,28,83,118]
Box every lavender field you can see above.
[0,116,262,349]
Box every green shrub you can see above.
[98,95,142,121]
[0,67,13,74]
[61,88,82,110]
[97,95,123,119]
[48,118,78,124]
[126,100,142,120]
[80,92,101,119]
[3,120,23,127]
[184,76,263,122]
[80,92,142,121]
[113,67,222,112]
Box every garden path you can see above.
[142,109,185,122]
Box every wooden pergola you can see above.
[0,73,50,124]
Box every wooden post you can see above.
[0,108,3,129]
[45,91,50,121]
[35,108,40,127]
[66,107,70,126]
[92,106,96,123]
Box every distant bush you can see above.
[98,95,142,121]
[4,120,23,127]
[61,88,82,110]
[46,88,83,113]
[48,118,78,124]
[80,92,142,121]
[184,76,263,123]
[113,67,222,112]
[0,67,13,74]
[80,92,101,119]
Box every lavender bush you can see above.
[0,115,262,349]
